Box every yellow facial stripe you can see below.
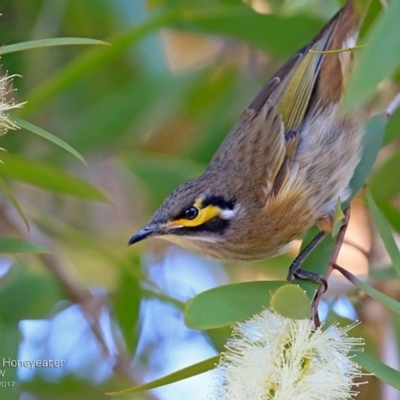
[193,198,203,208]
[172,205,221,227]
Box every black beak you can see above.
[128,224,160,246]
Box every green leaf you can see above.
[369,148,400,202]
[0,37,109,55]
[185,281,292,330]
[0,237,49,254]
[355,352,400,390]
[0,173,29,230]
[344,0,400,110]
[0,321,20,392]
[270,284,311,319]
[21,8,321,116]
[332,198,345,237]
[0,152,107,202]
[106,355,220,396]
[379,201,400,233]
[370,266,398,281]
[384,106,400,146]
[0,263,62,322]
[112,273,142,355]
[69,69,205,153]
[366,190,400,278]
[21,11,179,115]
[350,273,400,315]
[346,114,386,206]
[13,117,86,164]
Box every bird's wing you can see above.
[277,26,335,128]
[209,94,286,192]
[244,23,336,196]
[208,25,335,195]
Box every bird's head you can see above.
[128,175,243,256]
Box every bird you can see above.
[129,0,368,283]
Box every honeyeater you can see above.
[129,0,368,283]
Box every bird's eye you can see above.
[184,206,199,220]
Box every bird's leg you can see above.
[286,208,351,327]
[286,230,328,286]
[310,207,351,326]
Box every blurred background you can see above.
[0,0,399,399]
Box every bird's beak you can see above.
[128,224,162,246]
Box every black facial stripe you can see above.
[171,217,230,236]
[174,196,236,221]
[202,196,236,210]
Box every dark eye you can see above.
[185,206,199,220]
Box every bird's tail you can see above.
[274,0,370,131]
[247,0,370,125]
[313,0,371,106]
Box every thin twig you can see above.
[331,262,357,283]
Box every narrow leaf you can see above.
[369,148,400,202]
[346,114,386,206]
[0,237,49,254]
[370,266,397,281]
[21,8,320,116]
[366,190,400,278]
[113,274,142,355]
[0,262,62,322]
[351,273,400,315]
[13,117,86,164]
[384,106,400,146]
[1,38,109,55]
[379,201,400,233]
[0,173,29,230]
[344,0,400,110]
[106,355,220,395]
[21,11,179,115]
[0,153,107,202]
[355,352,400,390]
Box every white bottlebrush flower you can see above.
[213,310,366,400]
[0,71,24,135]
